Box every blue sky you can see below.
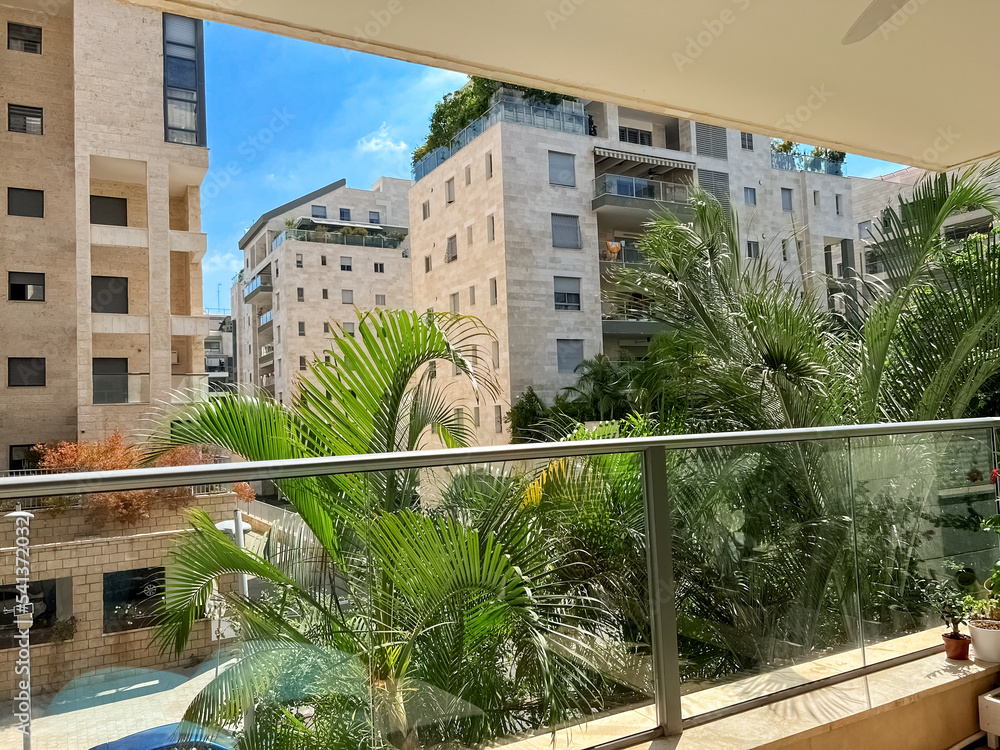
[199,23,905,309]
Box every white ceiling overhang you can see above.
[128,0,1000,171]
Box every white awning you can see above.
[302,217,383,231]
[594,147,695,171]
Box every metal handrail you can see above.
[0,417,996,499]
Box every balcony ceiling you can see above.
[133,0,995,172]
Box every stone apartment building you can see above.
[233,177,412,402]
[1,0,230,700]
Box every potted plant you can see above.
[966,594,1000,661]
[927,580,971,659]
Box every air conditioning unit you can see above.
[171,351,179,364]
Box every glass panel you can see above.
[167,97,198,131]
[165,56,197,90]
[677,438,864,719]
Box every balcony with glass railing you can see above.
[92,373,150,404]
[0,418,997,749]
[259,343,274,364]
[270,228,406,252]
[243,273,272,302]
[258,309,273,329]
[593,173,692,214]
[771,151,845,176]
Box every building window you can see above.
[485,152,493,178]
[7,23,41,54]
[858,220,873,240]
[7,187,43,218]
[374,294,385,306]
[469,285,476,305]
[8,105,42,135]
[321,255,327,266]
[494,405,503,433]
[299,355,307,371]
[740,131,754,150]
[342,289,353,304]
[445,235,458,263]
[473,406,480,427]
[422,201,430,220]
[424,256,432,273]
[8,272,44,302]
[340,208,351,221]
[93,358,128,404]
[556,339,584,374]
[324,322,330,333]
[450,292,460,314]
[311,205,327,219]
[695,122,729,159]
[445,178,456,204]
[835,193,844,216]
[465,165,472,185]
[489,277,498,306]
[551,214,582,249]
[298,321,305,336]
[487,214,495,242]
[813,190,820,207]
[295,253,303,268]
[369,210,380,224]
[8,445,37,472]
[554,276,581,310]
[374,262,385,273]
[744,187,756,206]
[163,14,206,146]
[322,288,328,300]
[619,126,652,146]
[781,188,793,212]
[548,151,576,187]
[297,287,304,302]
[491,340,500,368]
[340,256,352,272]
[8,357,45,387]
[91,276,129,314]
[104,567,164,633]
[781,238,789,262]
[466,226,473,246]
[343,322,355,337]
[746,241,760,258]
[90,195,128,226]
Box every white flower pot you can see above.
[970,621,1000,662]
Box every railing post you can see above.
[642,445,683,736]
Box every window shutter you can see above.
[697,170,731,212]
[695,123,729,159]
[551,214,581,249]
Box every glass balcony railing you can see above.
[413,92,587,182]
[92,373,150,404]
[271,229,404,251]
[771,151,845,176]
[258,309,273,327]
[593,173,691,206]
[0,418,994,748]
[259,343,274,360]
[243,274,272,301]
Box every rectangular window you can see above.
[445,178,456,204]
[467,226,473,246]
[445,235,458,263]
[163,14,205,146]
[8,105,42,135]
[835,193,844,216]
[324,322,330,333]
[813,190,820,207]
[103,567,164,633]
[554,276,582,310]
[342,289,353,304]
[90,195,128,226]
[322,288,328,300]
[8,272,44,302]
[744,187,756,206]
[556,339,584,374]
[858,220,873,240]
[485,152,493,178]
[473,406,480,427]
[7,187,43,218]
[494,405,503,434]
[311,204,327,218]
[487,214,495,242]
[369,210,380,224]
[491,340,500,368]
[695,122,728,159]
[548,151,576,187]
[374,262,385,273]
[299,355,307,371]
[781,188,793,212]
[450,292,460,314]
[422,201,430,220]
[297,287,304,302]
[298,321,306,336]
[469,285,476,305]
[9,445,37,472]
[781,238,789,262]
[746,241,760,258]
[7,23,41,54]
[295,253,303,268]
[551,214,582,249]
[340,256,352,272]
[375,294,386,306]
[93,358,128,404]
[465,165,472,185]
[740,131,754,150]
[340,208,351,221]
[8,357,45,387]
[619,126,653,146]
[343,322,355,337]
[321,255,327,266]
[489,277,498,306]
[424,256,432,273]
[91,276,129,314]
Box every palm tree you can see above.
[562,353,633,421]
[147,310,617,749]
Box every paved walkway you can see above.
[0,654,234,750]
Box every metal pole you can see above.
[6,507,34,750]
[641,446,683,736]
[233,508,248,598]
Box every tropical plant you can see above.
[561,354,634,422]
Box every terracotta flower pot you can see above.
[943,631,971,660]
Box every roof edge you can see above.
[237,178,347,249]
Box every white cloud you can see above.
[203,250,243,275]
[357,122,408,154]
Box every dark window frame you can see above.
[8,271,45,302]
[162,14,207,147]
[90,195,128,227]
[7,187,43,218]
[7,23,41,54]
[339,208,351,221]
[8,357,46,387]
[91,276,129,314]
[8,104,42,135]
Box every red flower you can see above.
[992,468,999,485]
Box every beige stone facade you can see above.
[1,0,209,470]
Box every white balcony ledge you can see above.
[171,314,210,337]
[91,314,149,334]
[169,230,208,260]
[90,225,148,248]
